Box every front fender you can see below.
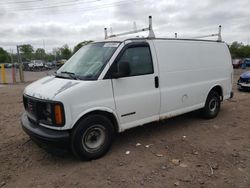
[71,107,120,130]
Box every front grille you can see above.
[23,95,65,127]
[238,77,250,84]
[23,95,38,122]
[27,99,36,115]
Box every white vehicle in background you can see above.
[28,60,44,71]
[21,17,233,160]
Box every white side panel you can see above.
[112,74,160,131]
[152,40,232,117]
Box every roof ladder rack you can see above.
[190,25,222,41]
[104,16,155,39]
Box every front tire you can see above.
[71,115,115,160]
[202,90,221,119]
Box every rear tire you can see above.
[71,115,115,160]
[202,90,220,119]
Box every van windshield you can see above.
[57,42,120,80]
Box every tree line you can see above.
[229,41,250,59]
[1,40,250,63]
[0,40,93,63]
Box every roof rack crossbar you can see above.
[104,16,155,39]
[190,25,222,41]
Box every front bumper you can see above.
[237,82,250,91]
[21,113,70,148]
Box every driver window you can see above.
[117,46,154,77]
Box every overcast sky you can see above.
[0,0,250,52]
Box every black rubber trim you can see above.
[230,92,234,98]
[121,112,136,117]
[154,76,159,88]
[21,113,70,148]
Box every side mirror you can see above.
[112,61,130,78]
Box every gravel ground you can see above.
[0,68,250,188]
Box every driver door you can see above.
[110,42,160,131]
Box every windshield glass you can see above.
[57,42,120,80]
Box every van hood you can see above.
[24,76,82,100]
[240,71,250,79]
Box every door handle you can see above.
[154,76,159,88]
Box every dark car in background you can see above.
[4,63,12,68]
[44,62,55,70]
[232,59,244,69]
[238,71,250,91]
[244,58,250,67]
[22,62,30,71]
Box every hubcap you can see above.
[82,125,106,153]
[209,98,218,112]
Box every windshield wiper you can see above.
[57,71,80,80]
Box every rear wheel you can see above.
[202,90,221,119]
[71,115,115,160]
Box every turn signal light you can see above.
[54,104,63,125]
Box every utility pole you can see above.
[17,45,24,82]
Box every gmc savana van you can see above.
[21,18,233,160]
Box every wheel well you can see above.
[76,110,119,133]
[210,85,223,100]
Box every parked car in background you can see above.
[244,58,250,67]
[1,63,12,68]
[28,60,44,71]
[232,59,244,69]
[0,63,12,68]
[22,62,30,71]
[56,59,67,68]
[44,62,55,70]
[238,71,250,91]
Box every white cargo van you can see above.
[21,17,233,160]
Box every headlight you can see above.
[41,103,53,123]
[40,102,65,126]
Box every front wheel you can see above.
[71,115,115,160]
[201,90,221,119]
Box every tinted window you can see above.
[117,46,153,76]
